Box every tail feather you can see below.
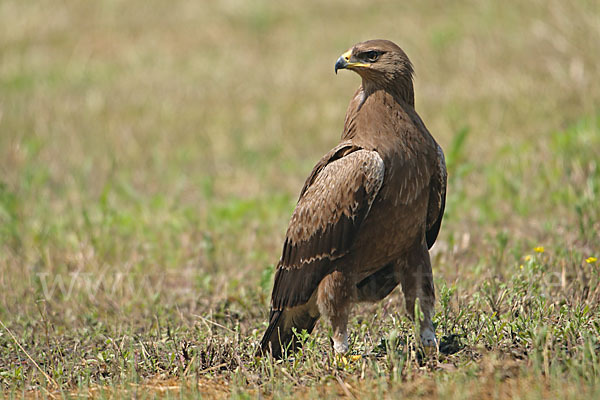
[257,307,318,359]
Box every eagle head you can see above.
[335,39,414,103]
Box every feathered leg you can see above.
[400,245,437,349]
[317,270,355,354]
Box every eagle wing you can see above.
[425,143,447,249]
[270,142,385,311]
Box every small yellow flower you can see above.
[525,255,532,261]
[519,264,524,269]
[534,246,545,253]
[350,355,362,362]
[586,257,598,264]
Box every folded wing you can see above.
[270,143,385,311]
[425,144,447,249]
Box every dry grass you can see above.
[1,0,599,398]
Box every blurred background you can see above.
[0,0,599,390]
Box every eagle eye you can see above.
[361,50,380,62]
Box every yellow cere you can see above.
[586,257,598,264]
[341,49,352,61]
[534,246,545,253]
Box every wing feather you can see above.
[426,143,447,249]
[270,144,385,310]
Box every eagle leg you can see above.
[399,246,437,350]
[317,270,355,354]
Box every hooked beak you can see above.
[335,55,349,74]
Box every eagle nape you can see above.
[258,39,447,359]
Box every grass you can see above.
[1,0,600,398]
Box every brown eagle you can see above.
[259,40,447,358]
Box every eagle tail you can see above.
[257,308,318,359]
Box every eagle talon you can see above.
[419,327,439,355]
[332,334,349,355]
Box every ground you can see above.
[1,0,600,398]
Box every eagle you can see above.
[258,39,447,359]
